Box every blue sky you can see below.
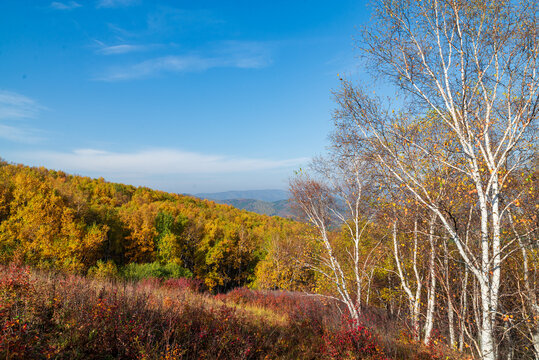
[0,0,370,193]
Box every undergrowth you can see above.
[0,264,463,359]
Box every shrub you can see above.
[323,318,389,360]
[121,261,192,281]
[163,277,205,293]
[87,259,119,279]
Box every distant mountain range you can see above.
[195,189,289,202]
[218,198,294,218]
[194,189,295,218]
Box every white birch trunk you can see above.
[443,240,456,347]
[423,215,436,345]
[338,1,539,357]
[458,265,469,351]
[393,219,422,341]
[510,212,539,359]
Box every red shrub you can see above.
[323,318,390,360]
[163,277,205,293]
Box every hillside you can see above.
[0,161,309,291]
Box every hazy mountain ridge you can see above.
[194,189,295,218]
[195,189,289,202]
[217,198,294,218]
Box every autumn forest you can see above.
[2,0,539,359]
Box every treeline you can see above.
[0,162,312,291]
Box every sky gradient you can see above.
[0,0,370,193]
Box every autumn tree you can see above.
[332,0,539,358]
[290,152,384,319]
[0,161,311,291]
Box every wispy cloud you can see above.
[99,55,222,81]
[97,44,153,55]
[97,0,139,8]
[96,41,273,81]
[0,124,44,144]
[0,91,46,143]
[0,90,43,120]
[50,1,82,10]
[106,23,137,39]
[19,148,307,176]
[218,41,274,68]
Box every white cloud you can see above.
[97,0,139,8]
[96,41,273,81]
[50,1,82,10]
[97,44,152,55]
[19,148,308,176]
[0,90,43,120]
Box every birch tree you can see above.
[332,0,539,358]
[290,156,381,320]
[392,219,423,340]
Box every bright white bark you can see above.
[423,215,437,345]
[458,266,468,351]
[393,219,423,341]
[443,240,456,347]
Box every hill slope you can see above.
[0,161,308,291]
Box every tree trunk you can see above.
[423,215,436,345]
[444,240,456,347]
[392,219,422,341]
[458,266,468,351]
